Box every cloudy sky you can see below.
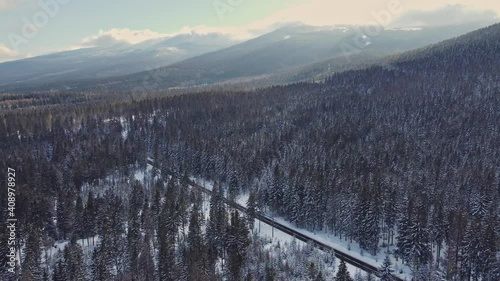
[0,0,499,62]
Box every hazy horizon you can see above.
[0,0,499,63]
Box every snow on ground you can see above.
[234,192,411,280]
[43,236,100,270]
[190,177,215,191]
[120,116,129,139]
[134,170,145,182]
[195,183,379,278]
[270,216,411,280]
[236,193,249,206]
[200,192,366,278]
[248,215,367,277]
[235,190,412,279]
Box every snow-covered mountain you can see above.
[93,22,495,90]
[0,21,494,91]
[0,32,238,86]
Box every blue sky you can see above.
[0,0,499,61]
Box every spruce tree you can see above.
[355,186,379,255]
[479,222,497,280]
[246,190,257,232]
[63,237,85,281]
[226,210,249,281]
[83,191,97,245]
[335,260,353,281]
[91,240,112,281]
[315,271,326,281]
[73,196,84,241]
[158,180,178,281]
[185,194,207,280]
[379,255,394,281]
[460,219,481,280]
[52,259,66,281]
[137,234,155,281]
[127,182,142,277]
[206,181,227,274]
[229,171,239,201]
[57,191,74,240]
[21,226,42,281]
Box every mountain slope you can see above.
[101,22,492,90]
[0,22,494,93]
[0,33,237,86]
[320,23,500,107]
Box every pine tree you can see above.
[177,179,190,234]
[151,182,162,248]
[83,191,97,245]
[355,186,379,255]
[246,190,257,232]
[383,189,397,246]
[335,260,353,281]
[52,259,66,281]
[63,237,85,281]
[379,255,394,281]
[430,199,446,265]
[365,272,376,281]
[158,180,178,281]
[270,165,284,214]
[460,219,481,280]
[184,194,207,281]
[396,198,413,263]
[315,271,326,281]
[228,172,239,202]
[206,181,227,274]
[73,196,84,241]
[408,216,431,267]
[445,209,467,280]
[103,192,126,278]
[127,182,142,278]
[141,198,154,243]
[308,262,318,280]
[137,234,155,281]
[91,236,113,281]
[57,191,74,240]
[226,210,249,281]
[479,222,497,280]
[353,271,364,281]
[44,208,58,241]
[21,226,42,281]
[265,265,275,281]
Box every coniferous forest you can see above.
[1,21,500,281]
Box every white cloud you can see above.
[71,26,254,51]
[270,0,500,26]
[175,24,278,40]
[392,4,499,27]
[13,1,500,58]
[79,28,169,48]
[175,1,500,39]
[0,43,28,62]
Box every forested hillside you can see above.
[1,23,499,281]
